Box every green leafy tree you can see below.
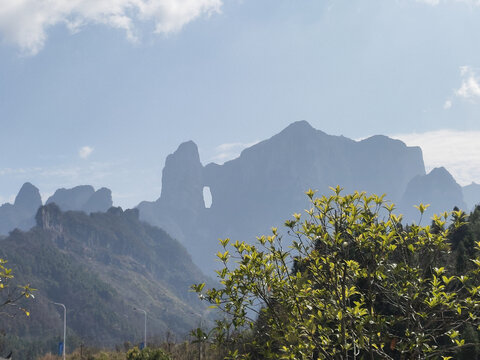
[126,346,171,360]
[0,258,34,317]
[194,187,480,359]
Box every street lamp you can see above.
[53,302,66,360]
[134,307,147,348]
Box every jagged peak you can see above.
[14,182,42,209]
[35,203,62,229]
[428,167,454,179]
[284,120,314,131]
[276,120,320,138]
[163,140,201,167]
[175,140,199,156]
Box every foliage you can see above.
[0,257,34,317]
[126,346,172,360]
[0,203,211,356]
[194,187,480,359]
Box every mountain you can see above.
[0,184,114,236]
[463,182,480,211]
[46,185,113,213]
[138,121,431,274]
[0,182,42,235]
[399,167,467,222]
[0,204,212,358]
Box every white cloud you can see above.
[0,0,222,55]
[210,141,258,164]
[417,0,440,5]
[391,129,480,186]
[455,66,480,100]
[79,145,94,159]
[443,100,452,109]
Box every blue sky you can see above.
[1,0,480,207]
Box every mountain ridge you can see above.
[138,121,437,275]
[0,203,212,357]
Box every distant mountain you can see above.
[463,182,480,211]
[0,204,211,358]
[399,167,466,222]
[46,185,113,213]
[0,182,42,235]
[138,121,434,274]
[0,184,113,235]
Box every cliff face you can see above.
[0,182,42,235]
[138,121,430,274]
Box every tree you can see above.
[194,187,480,359]
[126,346,171,360]
[0,257,34,317]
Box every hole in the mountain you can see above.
[203,186,212,208]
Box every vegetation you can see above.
[126,346,171,360]
[194,188,480,359]
[0,257,34,317]
[6,188,480,359]
[0,204,211,359]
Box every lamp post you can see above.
[134,307,147,348]
[53,302,66,360]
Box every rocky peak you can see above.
[46,185,112,214]
[82,187,113,213]
[35,203,63,232]
[14,182,42,211]
[400,167,466,221]
[159,140,205,211]
[47,185,95,211]
[279,120,315,135]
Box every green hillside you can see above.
[0,204,213,358]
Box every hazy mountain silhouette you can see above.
[463,182,480,211]
[399,167,466,222]
[138,121,448,275]
[46,185,113,213]
[0,182,42,235]
[0,184,113,235]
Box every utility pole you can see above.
[53,302,66,360]
[134,307,147,348]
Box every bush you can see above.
[126,347,171,360]
[194,188,480,359]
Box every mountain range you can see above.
[138,121,478,274]
[1,121,480,357]
[0,184,112,236]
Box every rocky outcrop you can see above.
[138,121,429,275]
[0,182,42,235]
[138,141,205,243]
[14,182,42,211]
[160,141,204,211]
[399,167,466,222]
[46,185,112,213]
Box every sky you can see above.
[1,0,480,207]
